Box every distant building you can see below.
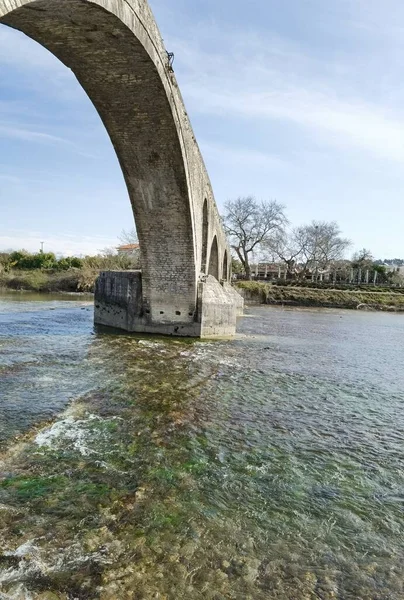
[255,263,287,279]
[117,243,140,257]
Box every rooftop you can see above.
[117,243,140,250]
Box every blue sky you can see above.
[1,0,404,257]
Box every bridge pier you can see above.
[94,271,243,338]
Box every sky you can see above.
[1,0,404,257]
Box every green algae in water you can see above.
[0,476,67,502]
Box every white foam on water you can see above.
[192,344,239,369]
[138,340,160,348]
[4,540,37,559]
[34,413,124,465]
[35,414,108,456]
[0,540,43,589]
[34,416,93,456]
[0,537,111,598]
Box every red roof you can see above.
[117,243,140,250]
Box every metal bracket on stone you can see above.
[166,51,175,72]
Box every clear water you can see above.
[0,292,403,599]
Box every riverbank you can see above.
[236,281,404,311]
[0,268,96,293]
[3,271,404,312]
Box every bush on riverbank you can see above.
[236,281,404,311]
[0,264,112,293]
[0,250,83,272]
[0,269,91,292]
[0,250,141,293]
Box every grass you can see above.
[0,267,98,293]
[236,281,404,311]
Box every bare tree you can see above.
[352,248,374,268]
[390,270,404,287]
[294,221,351,280]
[265,229,303,279]
[118,228,138,245]
[115,228,141,269]
[222,196,287,279]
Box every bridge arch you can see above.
[208,236,219,280]
[201,198,209,274]
[223,250,229,281]
[0,0,241,336]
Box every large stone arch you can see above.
[0,0,197,320]
[0,0,242,337]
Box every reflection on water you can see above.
[0,294,403,599]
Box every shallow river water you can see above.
[0,292,403,599]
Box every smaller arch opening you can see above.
[201,199,209,273]
[223,250,229,281]
[208,236,219,280]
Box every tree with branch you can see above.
[264,229,303,279]
[118,228,138,245]
[294,221,351,280]
[222,196,287,279]
[351,248,374,269]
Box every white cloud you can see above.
[200,140,289,170]
[0,122,101,158]
[188,85,404,164]
[0,173,21,184]
[0,123,74,145]
[170,27,404,165]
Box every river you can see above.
[0,291,403,599]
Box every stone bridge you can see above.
[0,0,243,336]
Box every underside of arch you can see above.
[0,0,243,337]
[208,236,219,280]
[223,250,229,281]
[0,0,196,322]
[201,199,208,273]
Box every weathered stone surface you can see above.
[198,276,239,338]
[222,282,245,317]
[0,0,243,336]
[94,270,143,332]
[95,272,242,337]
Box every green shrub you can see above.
[6,270,49,291]
[10,250,58,270]
[0,249,141,293]
[56,256,83,271]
